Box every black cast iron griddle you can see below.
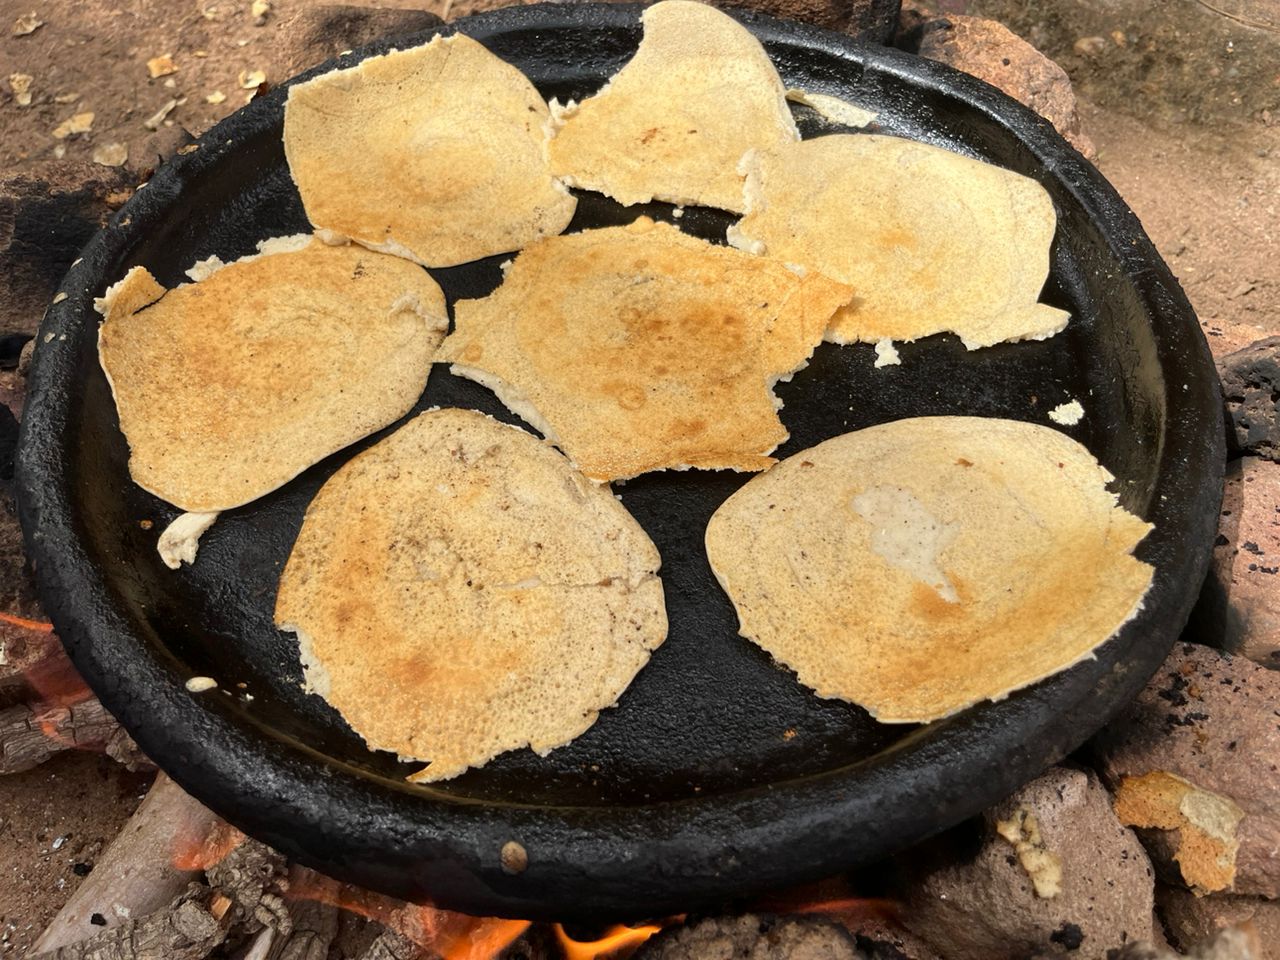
[16,3,1224,922]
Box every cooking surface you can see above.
[17,4,1223,919]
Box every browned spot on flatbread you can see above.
[731,135,1069,348]
[275,408,667,783]
[437,218,854,481]
[98,238,446,513]
[548,0,798,212]
[284,34,575,267]
[705,417,1154,722]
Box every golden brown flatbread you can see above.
[435,217,855,482]
[98,235,446,513]
[705,417,1153,722]
[547,0,799,212]
[283,33,576,267]
[274,407,667,782]
[729,135,1069,348]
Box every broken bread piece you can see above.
[436,217,855,482]
[284,33,576,267]
[548,0,799,212]
[729,135,1069,348]
[274,407,667,783]
[97,234,446,514]
[705,416,1153,722]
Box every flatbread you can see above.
[435,217,855,482]
[728,135,1070,348]
[547,0,799,212]
[98,235,447,513]
[283,33,576,268]
[274,407,667,782]
[705,417,1153,722]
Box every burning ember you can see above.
[286,864,666,960]
[173,820,249,872]
[0,609,154,778]
[7,618,1272,960]
[0,610,54,632]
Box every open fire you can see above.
[13,681,899,960]
[168,822,844,960]
[5,612,1274,960]
[1,611,926,960]
[1,613,907,960]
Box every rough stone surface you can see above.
[277,5,445,75]
[897,6,1095,157]
[638,913,863,960]
[900,766,1155,960]
[965,0,1280,132]
[1110,925,1265,960]
[1218,338,1280,462]
[1200,457,1280,668]
[1157,887,1280,960]
[1094,643,1280,898]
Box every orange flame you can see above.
[33,703,78,749]
[554,923,664,960]
[287,868,403,927]
[173,821,247,871]
[0,611,53,632]
[752,877,900,940]
[438,917,531,960]
[288,867,529,958]
[787,897,900,927]
[17,638,93,710]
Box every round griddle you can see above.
[15,3,1224,921]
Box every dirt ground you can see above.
[0,754,151,955]
[0,0,1277,956]
[966,0,1280,354]
[1079,101,1279,356]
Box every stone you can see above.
[277,5,445,76]
[899,766,1155,959]
[1157,887,1280,960]
[1190,928,1265,960]
[638,913,863,960]
[1109,925,1263,960]
[1094,643,1280,898]
[1200,457,1280,668]
[897,8,1096,158]
[1218,338,1280,462]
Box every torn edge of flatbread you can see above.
[785,89,878,129]
[185,233,315,282]
[157,511,220,569]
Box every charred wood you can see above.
[269,900,339,960]
[32,773,221,953]
[0,697,116,774]
[207,835,292,934]
[356,928,428,960]
[27,885,232,960]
